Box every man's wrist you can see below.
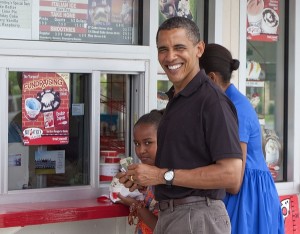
[158,169,168,184]
[164,169,175,187]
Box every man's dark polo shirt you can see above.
[155,70,242,201]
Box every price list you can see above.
[0,0,32,39]
[86,21,132,44]
[0,0,136,44]
[39,0,88,42]
[85,0,133,44]
[39,0,134,44]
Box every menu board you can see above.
[0,0,32,39]
[39,0,134,44]
[86,0,133,43]
[39,0,88,42]
[0,0,136,44]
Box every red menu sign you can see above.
[280,195,300,233]
[39,0,134,44]
[39,0,88,41]
[22,72,70,145]
[247,0,279,42]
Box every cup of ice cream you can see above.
[109,177,123,202]
[25,98,41,120]
[109,177,144,203]
[261,8,279,34]
[247,0,264,27]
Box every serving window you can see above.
[5,65,145,198]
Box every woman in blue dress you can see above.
[199,43,285,234]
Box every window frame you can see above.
[239,0,300,195]
[0,56,149,204]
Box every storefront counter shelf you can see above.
[0,198,129,228]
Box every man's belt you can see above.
[158,196,208,211]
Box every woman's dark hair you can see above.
[156,16,200,45]
[199,43,240,83]
[134,109,165,130]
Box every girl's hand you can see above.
[117,193,139,207]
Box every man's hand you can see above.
[126,163,165,188]
[115,171,138,191]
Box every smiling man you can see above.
[120,17,243,234]
[156,18,204,95]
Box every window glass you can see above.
[99,74,127,182]
[0,0,140,45]
[157,0,206,108]
[157,79,172,109]
[246,0,285,181]
[8,72,90,190]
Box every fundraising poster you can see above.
[22,72,70,145]
[247,0,279,42]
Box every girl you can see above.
[118,109,163,234]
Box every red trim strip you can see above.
[0,198,129,228]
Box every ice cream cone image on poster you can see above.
[261,8,279,34]
[247,0,264,27]
[25,97,41,120]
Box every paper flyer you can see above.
[22,72,70,145]
[35,150,65,175]
[246,0,279,42]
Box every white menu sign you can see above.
[0,0,32,39]
[0,0,136,44]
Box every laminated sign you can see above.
[22,72,70,145]
[279,195,300,233]
[246,0,279,42]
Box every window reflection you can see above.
[99,74,127,183]
[245,0,285,181]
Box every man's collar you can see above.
[166,70,206,99]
